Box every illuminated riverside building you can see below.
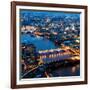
[38,48,73,64]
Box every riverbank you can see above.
[22,59,80,78]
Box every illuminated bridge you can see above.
[38,47,79,64]
[22,47,80,78]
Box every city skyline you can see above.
[20,9,80,79]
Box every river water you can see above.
[21,34,58,51]
[21,34,80,77]
[50,64,80,77]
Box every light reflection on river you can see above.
[50,64,80,77]
[21,34,80,77]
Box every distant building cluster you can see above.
[20,11,80,49]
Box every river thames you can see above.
[21,34,80,78]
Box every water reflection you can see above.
[72,66,76,73]
[50,64,80,77]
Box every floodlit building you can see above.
[38,48,73,64]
